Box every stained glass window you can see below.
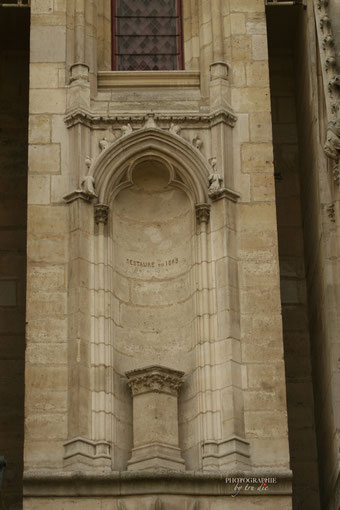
[111,0,183,71]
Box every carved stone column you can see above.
[126,366,185,471]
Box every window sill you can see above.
[97,70,200,89]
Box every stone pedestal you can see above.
[126,365,185,471]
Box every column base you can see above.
[127,443,186,472]
[202,436,251,470]
[63,436,111,470]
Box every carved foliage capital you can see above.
[125,365,184,397]
[195,203,211,224]
[95,204,109,225]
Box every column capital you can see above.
[126,365,184,397]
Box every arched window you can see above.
[111,0,183,70]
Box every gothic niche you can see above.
[109,159,197,469]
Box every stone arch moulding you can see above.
[91,127,210,207]
[63,126,250,473]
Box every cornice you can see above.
[64,107,237,129]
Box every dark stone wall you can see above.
[0,7,29,510]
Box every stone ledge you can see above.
[97,71,200,89]
[23,469,292,497]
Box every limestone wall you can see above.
[24,0,292,508]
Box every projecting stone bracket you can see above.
[63,436,111,470]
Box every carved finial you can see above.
[85,155,92,171]
[324,120,340,160]
[81,175,97,198]
[320,14,330,30]
[169,123,181,136]
[195,203,210,224]
[95,204,109,225]
[192,136,203,150]
[327,203,336,222]
[323,35,334,49]
[325,56,336,71]
[99,137,110,152]
[144,114,157,129]
[121,123,133,137]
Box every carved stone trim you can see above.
[64,107,237,129]
[209,187,240,202]
[94,204,109,225]
[315,0,340,113]
[63,190,94,204]
[125,365,184,397]
[327,202,336,222]
[195,203,211,224]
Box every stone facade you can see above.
[1,0,340,509]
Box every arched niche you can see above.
[66,128,250,472]
[90,131,211,470]
[110,158,195,369]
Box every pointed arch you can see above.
[91,128,210,204]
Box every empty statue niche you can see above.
[109,158,198,469]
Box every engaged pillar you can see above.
[126,365,185,471]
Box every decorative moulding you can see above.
[63,190,94,204]
[97,70,200,89]
[209,187,240,202]
[23,468,293,497]
[314,0,340,184]
[63,436,111,470]
[202,436,251,470]
[125,365,184,397]
[64,107,237,130]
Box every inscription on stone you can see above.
[126,258,179,268]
